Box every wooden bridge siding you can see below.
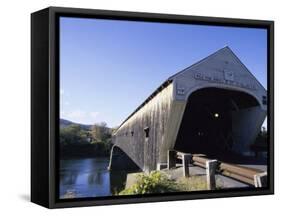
[159,100,186,163]
[114,83,175,172]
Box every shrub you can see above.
[119,171,179,195]
[119,171,221,195]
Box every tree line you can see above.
[60,122,116,158]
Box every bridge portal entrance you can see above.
[174,87,260,158]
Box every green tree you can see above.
[60,124,89,146]
[90,122,111,142]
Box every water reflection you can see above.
[60,158,112,198]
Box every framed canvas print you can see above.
[31,6,274,208]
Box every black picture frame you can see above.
[31,6,274,208]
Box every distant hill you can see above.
[60,119,93,130]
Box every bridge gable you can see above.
[172,46,266,107]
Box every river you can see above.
[60,157,125,199]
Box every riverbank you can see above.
[60,144,111,159]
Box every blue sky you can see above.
[60,17,267,128]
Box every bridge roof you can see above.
[115,46,266,133]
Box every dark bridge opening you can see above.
[174,87,259,159]
[109,145,141,171]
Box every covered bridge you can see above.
[109,46,267,173]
